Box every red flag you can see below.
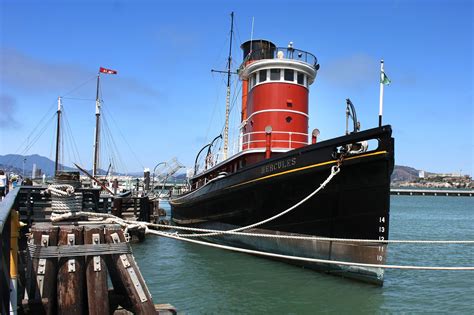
[99,67,117,75]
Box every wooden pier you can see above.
[391,188,474,197]
[0,185,175,314]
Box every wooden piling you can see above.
[57,225,85,314]
[20,220,165,314]
[105,225,156,314]
[23,223,59,315]
[84,225,110,315]
[112,197,123,218]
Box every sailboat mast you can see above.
[93,74,101,177]
[223,11,234,160]
[54,96,62,175]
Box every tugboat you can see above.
[170,33,394,284]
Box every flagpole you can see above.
[54,96,62,176]
[379,59,384,127]
[93,73,101,177]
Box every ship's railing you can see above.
[241,131,309,150]
[240,47,318,69]
[192,130,309,177]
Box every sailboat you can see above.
[169,15,395,285]
[53,66,125,194]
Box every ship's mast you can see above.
[93,73,101,177]
[223,12,234,160]
[54,96,62,175]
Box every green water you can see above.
[132,196,474,313]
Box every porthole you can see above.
[285,116,292,123]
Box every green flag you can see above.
[381,71,391,85]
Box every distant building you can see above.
[32,164,37,179]
[418,170,425,178]
[31,164,43,179]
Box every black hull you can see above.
[170,126,394,284]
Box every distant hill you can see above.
[0,154,436,183]
[0,154,107,177]
[391,165,420,182]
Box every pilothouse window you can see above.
[297,72,304,85]
[270,69,280,80]
[259,70,267,82]
[284,69,294,82]
[250,73,257,88]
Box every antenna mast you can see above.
[223,11,234,160]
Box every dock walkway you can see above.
[390,189,474,197]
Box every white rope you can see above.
[50,211,474,245]
[49,211,474,270]
[139,223,474,244]
[47,184,82,213]
[146,229,474,271]
[179,165,341,238]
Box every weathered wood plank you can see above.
[105,225,156,314]
[84,225,110,315]
[57,225,85,314]
[23,223,58,315]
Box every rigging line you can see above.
[233,15,243,54]
[61,109,82,167]
[65,111,83,166]
[204,74,224,144]
[102,103,144,170]
[102,115,122,173]
[100,107,136,173]
[250,17,255,55]
[61,75,97,97]
[14,114,56,168]
[48,126,55,166]
[100,114,115,172]
[228,80,242,154]
[61,97,96,101]
[101,110,127,173]
[229,75,241,112]
[19,113,56,155]
[217,77,240,143]
[7,102,56,166]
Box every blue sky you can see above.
[1,0,472,176]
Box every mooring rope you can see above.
[50,211,474,270]
[145,229,474,271]
[47,162,474,271]
[137,223,474,244]
[176,165,342,238]
[50,211,474,245]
